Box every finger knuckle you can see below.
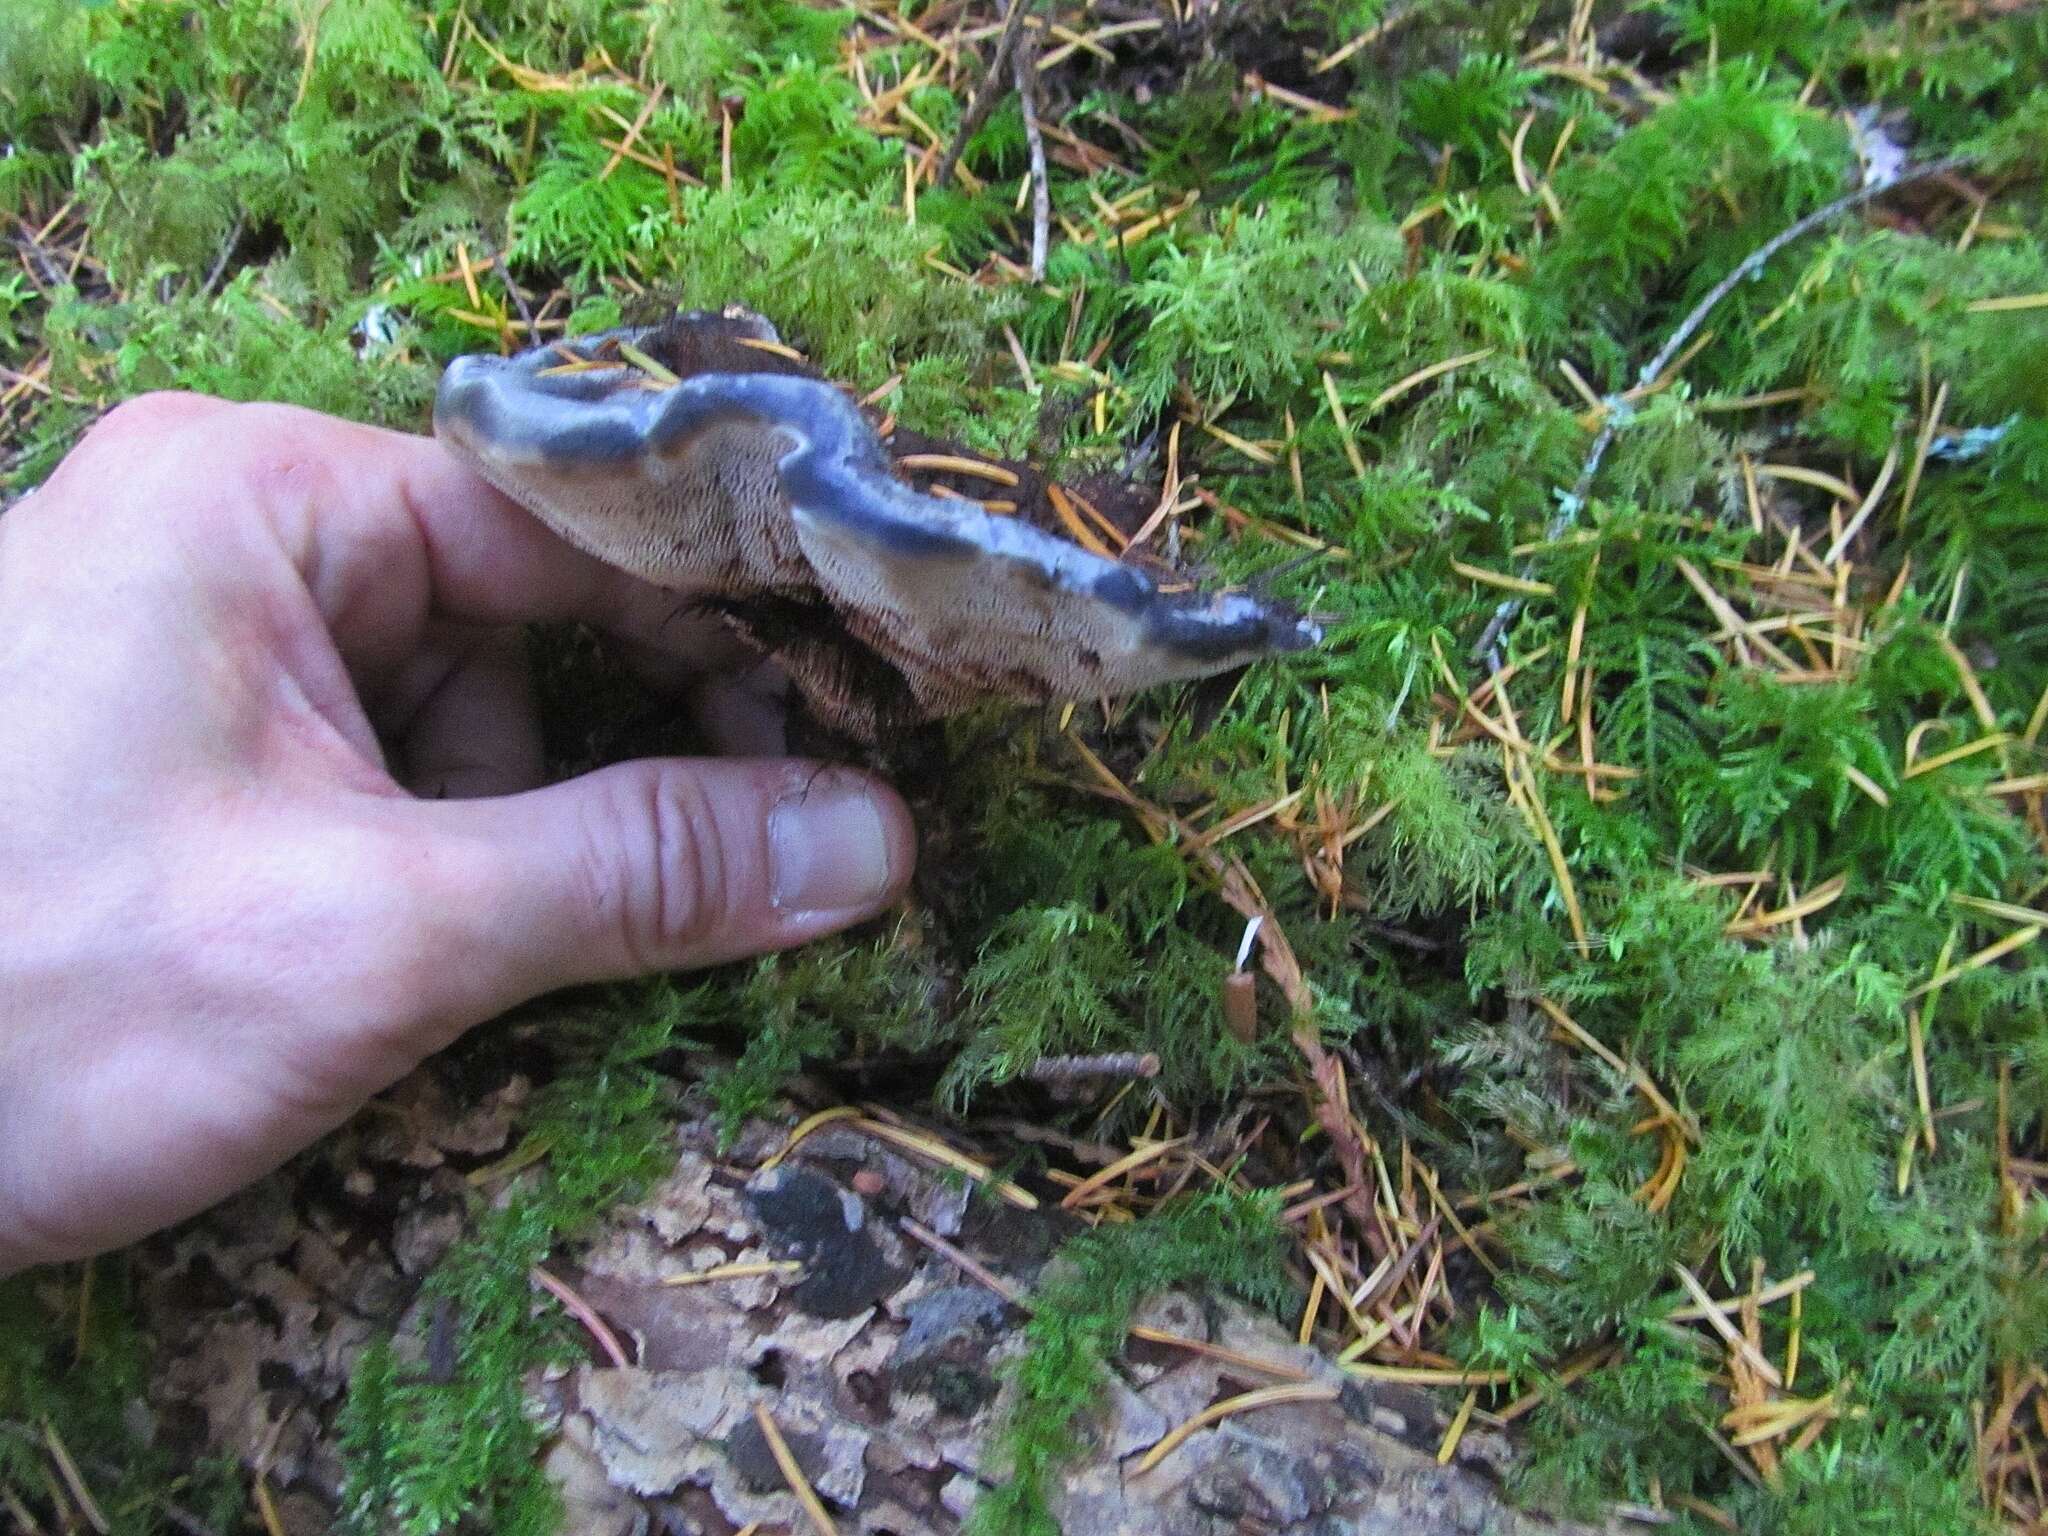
[62,398,351,538]
[313,829,481,1058]
[91,390,213,444]
[48,393,215,502]
[221,404,354,518]
[583,768,732,971]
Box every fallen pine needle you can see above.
[531,1265,630,1368]
[1451,559,1555,597]
[1185,787,1309,852]
[753,1403,839,1536]
[1131,1383,1341,1475]
[1909,1005,1936,1155]
[1723,1391,1841,1446]
[1985,772,2048,794]
[1723,873,1847,937]
[1199,417,1281,465]
[253,1475,288,1536]
[1294,1277,1327,1343]
[895,452,1021,487]
[663,1260,802,1287]
[758,1105,864,1170]
[1841,763,1891,807]
[1438,1389,1479,1464]
[1902,731,2010,779]
[1058,1136,1188,1210]
[733,335,807,362]
[1672,557,1801,672]
[1418,1161,1503,1280]
[1964,291,2048,312]
[1905,924,2044,1002]
[1320,370,1369,481]
[1494,1346,1615,1422]
[1666,1269,1816,1321]
[0,1484,40,1535]
[1343,1364,1514,1386]
[1313,6,1416,72]
[535,356,622,376]
[900,1217,1030,1307]
[1537,998,1698,1143]
[760,1107,1034,1213]
[1669,1264,1784,1388]
[1671,1493,1742,1530]
[1786,1286,1803,1388]
[1822,435,1901,564]
[1046,482,1116,558]
[1504,752,1588,948]
[615,340,680,385]
[465,1133,554,1185]
[1366,347,1493,416]
[44,1422,109,1535]
[1951,893,2048,926]
[1756,462,1858,503]
[1125,1326,1316,1382]
[849,1115,1040,1209]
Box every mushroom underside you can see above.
[432,308,1320,741]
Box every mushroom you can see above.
[434,307,1321,740]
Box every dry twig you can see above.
[1012,24,1051,281]
[1473,153,1977,666]
[934,0,1033,188]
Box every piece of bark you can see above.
[89,1042,1615,1536]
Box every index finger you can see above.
[61,393,730,674]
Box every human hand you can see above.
[0,393,916,1274]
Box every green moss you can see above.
[686,936,941,1144]
[44,278,435,421]
[336,985,699,1535]
[654,185,1016,388]
[643,0,749,102]
[3,1,2046,1532]
[1529,66,1853,374]
[0,0,95,165]
[968,1187,1291,1536]
[1119,195,1369,413]
[1403,53,1539,170]
[1,1264,243,1536]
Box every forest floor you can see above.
[3,2,2047,1534]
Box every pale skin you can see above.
[0,393,917,1276]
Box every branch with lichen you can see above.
[1473,151,1977,666]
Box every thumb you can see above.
[409,757,916,1011]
